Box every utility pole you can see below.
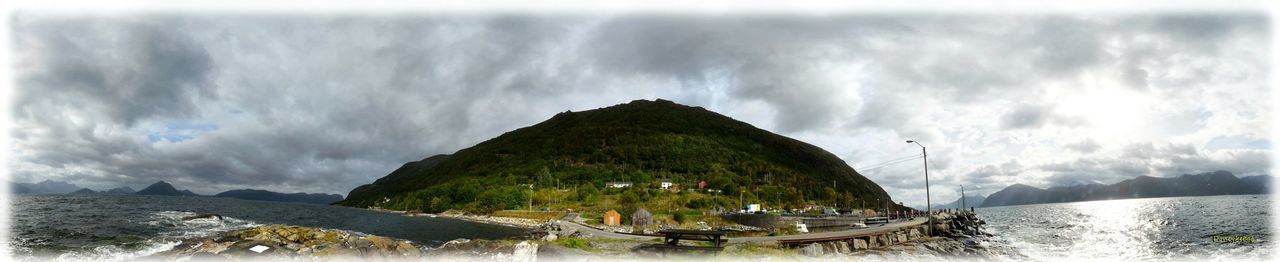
[907,140,932,237]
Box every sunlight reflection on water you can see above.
[979,195,1271,261]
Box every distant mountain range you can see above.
[915,194,986,210]
[214,189,344,205]
[11,179,344,205]
[136,181,201,196]
[10,180,83,194]
[981,171,1270,207]
[130,181,344,205]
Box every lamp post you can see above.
[907,140,931,237]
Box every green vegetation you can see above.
[553,237,595,252]
[336,99,902,214]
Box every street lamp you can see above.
[907,140,931,237]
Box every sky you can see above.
[6,12,1272,207]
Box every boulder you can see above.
[853,239,868,250]
[801,243,824,257]
[835,241,850,253]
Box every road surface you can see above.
[553,213,929,243]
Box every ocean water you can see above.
[7,193,1273,261]
[978,194,1273,261]
[6,194,528,261]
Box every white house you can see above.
[656,179,674,190]
[605,182,632,188]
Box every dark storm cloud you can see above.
[15,18,217,126]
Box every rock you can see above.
[557,229,577,238]
[541,234,558,242]
[189,251,225,261]
[512,241,538,262]
[801,243,824,257]
[835,241,850,253]
[853,239,868,250]
[158,225,426,260]
[353,238,374,248]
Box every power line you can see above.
[856,155,924,172]
[853,154,923,170]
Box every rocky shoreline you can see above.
[153,225,425,260]
[148,212,1016,261]
[431,211,545,229]
[179,209,1015,260]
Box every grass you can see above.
[492,210,566,221]
[553,237,597,252]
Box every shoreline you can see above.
[388,209,546,230]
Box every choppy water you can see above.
[978,194,1273,261]
[6,194,527,261]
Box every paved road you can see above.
[553,215,928,243]
[728,217,927,243]
[556,217,659,241]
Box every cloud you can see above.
[1000,104,1055,129]
[1063,139,1102,153]
[15,18,217,126]
[7,14,1269,207]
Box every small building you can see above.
[605,182,632,188]
[656,179,674,190]
[603,210,621,225]
[744,204,761,213]
[697,181,707,189]
[632,208,652,226]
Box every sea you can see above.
[4,193,1274,261]
[978,194,1272,261]
[5,193,528,261]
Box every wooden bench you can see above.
[658,229,727,247]
[638,230,728,255]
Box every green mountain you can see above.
[336,99,897,213]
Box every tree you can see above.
[576,183,600,202]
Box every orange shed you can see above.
[603,210,621,226]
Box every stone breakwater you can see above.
[154,225,424,260]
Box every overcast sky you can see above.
[8,13,1271,206]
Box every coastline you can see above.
[139,209,1010,260]
[386,209,545,230]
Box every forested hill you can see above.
[336,99,897,213]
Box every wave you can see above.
[144,211,261,239]
[21,211,263,262]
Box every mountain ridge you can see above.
[214,189,344,205]
[136,181,200,196]
[981,171,1269,207]
[337,99,898,213]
